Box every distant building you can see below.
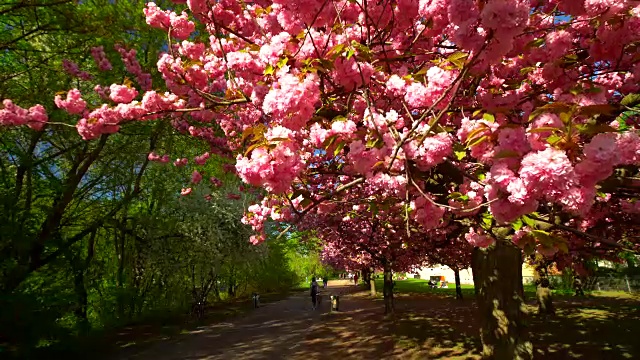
[413,263,536,285]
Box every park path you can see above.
[109,282,640,360]
[112,280,383,360]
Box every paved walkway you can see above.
[113,280,372,360]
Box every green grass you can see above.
[371,278,539,298]
[370,278,628,301]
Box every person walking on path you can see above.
[322,276,329,289]
[310,277,319,310]
[354,272,359,286]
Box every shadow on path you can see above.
[109,281,639,360]
[111,281,362,360]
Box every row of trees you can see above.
[3,1,640,359]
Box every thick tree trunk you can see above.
[72,231,95,334]
[73,270,90,333]
[362,268,371,290]
[472,240,532,360]
[383,264,394,314]
[228,276,236,297]
[453,267,463,300]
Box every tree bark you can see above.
[71,230,96,334]
[383,264,394,314]
[362,268,371,290]
[472,240,532,360]
[453,267,463,300]
[73,269,89,333]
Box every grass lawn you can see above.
[371,278,606,300]
[371,278,519,299]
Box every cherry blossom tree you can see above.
[4,1,640,358]
[299,188,434,314]
[420,222,474,299]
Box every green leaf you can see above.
[531,229,554,246]
[522,215,535,228]
[366,137,384,149]
[447,51,469,62]
[369,202,378,215]
[559,112,571,124]
[346,47,355,59]
[263,64,275,76]
[482,212,493,227]
[578,123,617,136]
[519,67,536,75]
[525,37,545,49]
[467,135,488,148]
[494,150,520,159]
[318,58,334,71]
[323,134,338,149]
[578,104,617,117]
[527,126,561,134]
[448,192,463,199]
[512,218,524,231]
[615,111,634,131]
[482,113,495,122]
[523,239,536,256]
[333,141,345,156]
[621,93,640,107]
[464,125,489,143]
[244,142,265,157]
[446,51,468,69]
[326,43,346,59]
[546,134,562,145]
[277,57,288,68]
[569,87,583,96]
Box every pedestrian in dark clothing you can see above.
[310,277,319,310]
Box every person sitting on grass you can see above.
[310,277,319,310]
